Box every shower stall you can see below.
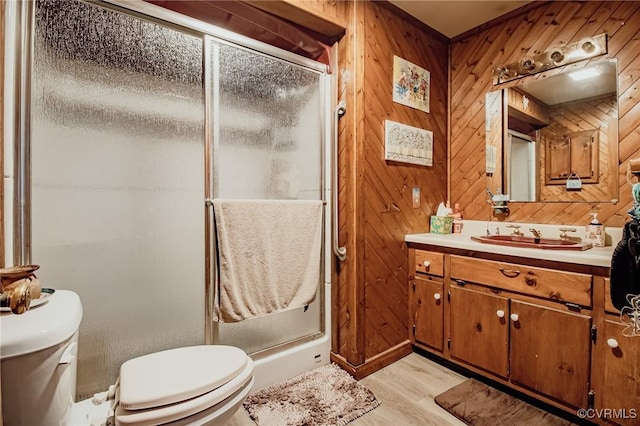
[5,0,332,398]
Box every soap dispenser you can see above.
[585,213,605,247]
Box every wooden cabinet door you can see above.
[601,319,640,426]
[510,300,592,408]
[412,277,444,351]
[449,286,509,378]
[547,137,571,180]
[570,130,595,179]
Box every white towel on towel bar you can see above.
[212,199,323,322]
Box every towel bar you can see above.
[333,101,347,262]
[206,199,325,206]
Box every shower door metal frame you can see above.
[11,0,333,352]
[9,0,34,266]
[204,35,329,353]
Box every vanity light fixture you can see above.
[494,33,608,84]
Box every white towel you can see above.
[213,199,323,322]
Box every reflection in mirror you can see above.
[485,59,619,203]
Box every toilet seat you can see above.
[119,345,250,410]
[115,345,254,426]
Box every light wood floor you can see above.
[227,352,468,425]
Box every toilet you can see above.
[0,290,254,426]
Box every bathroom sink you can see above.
[470,235,592,251]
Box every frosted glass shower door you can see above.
[211,41,325,353]
[30,0,205,398]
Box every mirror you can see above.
[485,59,618,203]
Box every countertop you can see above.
[405,220,620,268]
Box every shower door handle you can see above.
[333,101,347,262]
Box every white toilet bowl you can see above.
[113,345,254,426]
[0,290,254,426]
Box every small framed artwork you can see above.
[392,55,430,113]
[384,120,433,166]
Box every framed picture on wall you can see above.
[384,120,433,166]
[392,55,430,113]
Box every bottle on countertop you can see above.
[452,203,463,234]
[585,212,605,247]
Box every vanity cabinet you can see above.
[449,255,592,307]
[409,250,444,352]
[449,285,508,377]
[448,275,592,409]
[600,319,640,426]
[509,300,592,408]
[409,247,601,416]
[412,277,444,351]
[598,278,640,425]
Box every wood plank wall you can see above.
[361,2,448,360]
[335,0,363,366]
[450,1,640,227]
[292,1,448,375]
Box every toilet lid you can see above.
[119,345,249,410]
[115,357,254,426]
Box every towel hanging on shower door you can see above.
[212,199,323,322]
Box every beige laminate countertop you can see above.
[405,220,621,268]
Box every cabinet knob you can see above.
[607,338,619,348]
[423,261,431,269]
[496,310,505,318]
[434,293,441,300]
[510,313,519,322]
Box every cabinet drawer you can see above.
[415,250,444,277]
[450,255,591,307]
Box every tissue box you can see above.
[430,216,453,234]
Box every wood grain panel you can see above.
[449,286,509,378]
[411,276,444,351]
[603,277,620,314]
[449,255,592,307]
[246,0,346,42]
[510,300,592,409]
[450,1,640,227]
[361,2,448,360]
[600,319,640,425]
[414,250,444,276]
[335,0,363,365]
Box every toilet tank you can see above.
[1,290,83,426]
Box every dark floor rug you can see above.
[243,363,380,426]
[435,378,579,426]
